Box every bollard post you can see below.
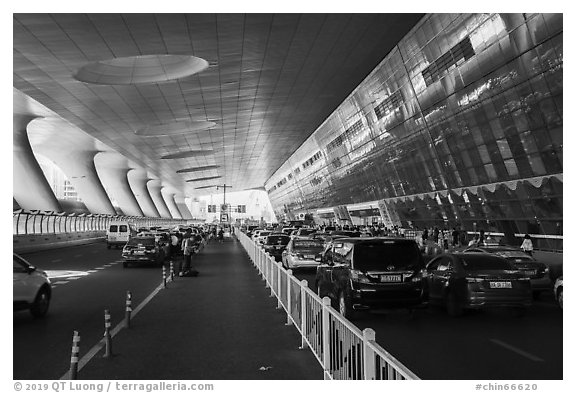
[162,265,167,288]
[300,280,308,349]
[362,328,376,380]
[124,291,132,329]
[286,270,293,325]
[170,261,174,281]
[69,331,80,380]
[103,309,113,358]
[322,296,332,380]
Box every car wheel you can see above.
[30,287,50,318]
[123,262,128,268]
[338,291,355,320]
[557,287,563,309]
[446,290,464,317]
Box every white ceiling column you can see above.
[128,169,161,218]
[94,153,144,217]
[162,188,182,219]
[13,114,61,211]
[174,195,193,219]
[147,180,172,218]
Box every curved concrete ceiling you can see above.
[13,13,424,197]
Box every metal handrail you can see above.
[237,230,420,380]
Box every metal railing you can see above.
[13,209,194,236]
[237,230,419,380]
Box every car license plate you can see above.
[134,250,145,255]
[523,270,536,276]
[489,281,512,289]
[305,254,315,259]
[380,275,402,283]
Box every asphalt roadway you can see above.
[13,239,321,380]
[13,238,563,380]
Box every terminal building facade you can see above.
[265,13,562,250]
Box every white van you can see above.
[106,221,136,249]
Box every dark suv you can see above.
[316,237,425,319]
[262,234,291,262]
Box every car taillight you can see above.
[350,270,371,284]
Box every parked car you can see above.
[122,236,166,268]
[423,252,532,317]
[106,221,136,249]
[262,234,291,262]
[464,245,551,298]
[13,253,51,318]
[281,238,325,270]
[254,230,273,245]
[329,230,360,238]
[293,228,317,237]
[316,237,425,319]
[554,276,563,309]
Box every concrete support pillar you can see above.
[127,169,160,218]
[174,195,193,219]
[94,153,144,217]
[13,115,61,211]
[147,180,172,218]
[162,189,182,219]
[50,150,116,215]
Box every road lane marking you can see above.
[87,270,98,273]
[51,259,62,263]
[59,275,174,380]
[490,339,544,362]
[94,267,105,270]
[66,277,82,280]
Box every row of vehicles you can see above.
[247,227,563,320]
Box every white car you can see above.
[281,238,325,270]
[13,253,51,318]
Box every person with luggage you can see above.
[180,229,199,277]
[218,227,224,243]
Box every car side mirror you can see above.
[27,265,37,274]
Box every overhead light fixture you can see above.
[177,165,220,173]
[194,185,218,190]
[186,176,222,183]
[135,120,216,137]
[161,150,214,159]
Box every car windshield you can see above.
[266,236,290,245]
[127,238,155,246]
[353,241,421,270]
[459,255,513,271]
[258,231,271,236]
[293,240,324,251]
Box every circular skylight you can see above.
[73,55,209,85]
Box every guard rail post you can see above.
[300,280,308,349]
[276,261,282,308]
[362,328,376,380]
[286,269,293,325]
[69,331,80,380]
[322,296,332,380]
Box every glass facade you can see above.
[265,14,562,250]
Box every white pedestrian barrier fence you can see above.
[237,230,419,380]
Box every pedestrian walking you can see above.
[521,234,534,256]
[180,229,199,277]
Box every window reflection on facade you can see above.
[265,13,562,250]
